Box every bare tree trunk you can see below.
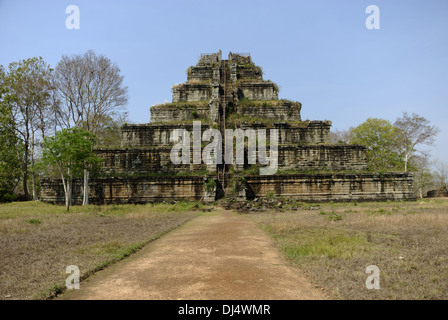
[65,177,72,211]
[31,134,38,201]
[65,181,70,211]
[69,178,72,208]
[82,168,89,206]
[404,154,408,172]
[23,140,30,200]
[32,173,38,201]
[63,169,72,211]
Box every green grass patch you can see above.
[27,219,42,225]
[272,228,370,260]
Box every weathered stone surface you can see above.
[241,121,331,145]
[197,52,221,66]
[121,121,328,149]
[277,121,331,144]
[40,176,205,204]
[237,101,301,121]
[121,123,210,147]
[150,105,210,123]
[277,145,367,172]
[187,66,214,82]
[94,145,365,176]
[245,173,415,202]
[237,82,278,100]
[172,84,212,102]
[95,148,206,175]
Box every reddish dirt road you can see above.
[60,209,326,300]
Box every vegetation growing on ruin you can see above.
[204,178,217,192]
[151,101,210,109]
[236,64,263,79]
[97,169,210,178]
[226,111,308,129]
[226,113,276,128]
[186,79,213,85]
[229,175,246,195]
[237,98,299,109]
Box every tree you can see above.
[410,154,435,198]
[40,128,101,211]
[351,118,404,171]
[329,127,354,144]
[92,113,128,148]
[0,66,23,202]
[433,159,448,194]
[394,112,440,172]
[5,57,54,200]
[52,50,128,133]
[52,50,128,205]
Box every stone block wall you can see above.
[150,106,210,123]
[40,172,415,204]
[121,123,211,147]
[245,173,415,202]
[187,66,214,82]
[277,121,331,144]
[95,148,207,175]
[95,145,365,175]
[277,145,367,172]
[172,84,212,102]
[197,53,221,66]
[238,83,278,100]
[241,121,331,145]
[40,176,205,204]
[237,102,301,121]
[121,121,330,149]
[236,67,263,80]
[229,53,252,65]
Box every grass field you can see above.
[250,198,448,300]
[2,198,447,300]
[0,201,204,300]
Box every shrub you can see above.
[204,178,216,192]
[0,190,18,203]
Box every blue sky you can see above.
[1,0,447,161]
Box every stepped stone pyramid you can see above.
[41,51,415,203]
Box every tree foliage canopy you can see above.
[52,50,128,134]
[3,57,54,200]
[40,127,102,210]
[41,127,101,178]
[394,112,440,171]
[351,118,405,172]
[0,66,22,201]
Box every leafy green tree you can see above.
[5,57,54,200]
[40,128,101,211]
[0,66,23,202]
[351,118,404,172]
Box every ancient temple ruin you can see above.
[41,51,415,203]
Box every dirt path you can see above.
[60,209,326,300]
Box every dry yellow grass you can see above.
[0,201,202,300]
[250,198,448,300]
